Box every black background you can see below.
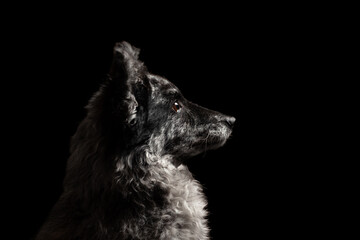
[4,5,334,239]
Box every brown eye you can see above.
[172,101,182,113]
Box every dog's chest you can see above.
[153,164,209,239]
[167,168,207,218]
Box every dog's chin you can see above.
[203,134,230,151]
[170,125,233,165]
[207,124,233,147]
[191,125,233,154]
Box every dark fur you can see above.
[36,42,235,240]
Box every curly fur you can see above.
[36,42,235,240]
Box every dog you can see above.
[36,42,235,240]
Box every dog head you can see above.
[88,42,235,165]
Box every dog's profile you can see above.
[36,42,235,240]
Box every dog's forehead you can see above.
[146,73,180,95]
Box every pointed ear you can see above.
[109,42,145,126]
[109,41,142,81]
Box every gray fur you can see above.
[36,42,235,240]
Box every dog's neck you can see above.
[114,151,209,239]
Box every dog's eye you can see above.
[172,101,182,113]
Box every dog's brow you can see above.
[167,89,178,95]
[165,88,182,99]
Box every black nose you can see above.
[223,116,236,129]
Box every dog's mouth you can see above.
[164,121,234,161]
[191,122,233,152]
[206,124,233,148]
